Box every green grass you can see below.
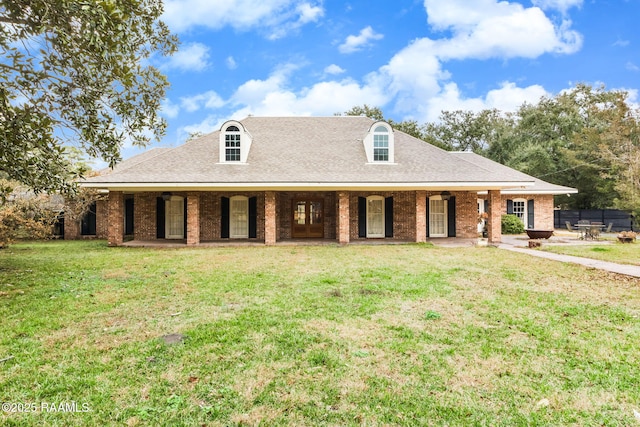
[1,240,639,426]
[541,241,640,266]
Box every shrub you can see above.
[502,214,525,234]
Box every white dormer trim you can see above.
[363,121,394,163]
[219,120,253,163]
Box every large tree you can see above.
[0,0,178,194]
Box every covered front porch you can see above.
[104,189,505,247]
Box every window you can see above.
[373,126,389,161]
[512,199,526,225]
[225,125,241,162]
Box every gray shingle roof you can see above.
[450,152,578,195]
[83,116,575,194]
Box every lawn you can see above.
[541,240,640,266]
[1,241,639,426]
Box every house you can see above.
[78,116,577,246]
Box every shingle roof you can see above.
[450,152,578,195]
[82,116,574,193]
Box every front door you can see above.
[292,199,324,238]
[165,196,184,239]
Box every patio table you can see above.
[574,223,605,240]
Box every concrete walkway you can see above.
[497,234,640,278]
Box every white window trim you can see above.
[218,121,253,163]
[229,195,249,239]
[366,195,385,238]
[363,121,395,163]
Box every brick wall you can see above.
[478,193,555,231]
[134,192,159,240]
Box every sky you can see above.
[121,0,640,161]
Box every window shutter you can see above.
[156,197,165,239]
[447,196,456,237]
[358,197,366,238]
[248,196,257,238]
[125,198,134,235]
[527,199,535,229]
[484,199,489,214]
[221,197,230,238]
[425,197,430,237]
[506,199,514,215]
[385,197,394,238]
[184,200,188,241]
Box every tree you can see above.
[0,0,178,194]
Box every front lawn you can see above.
[541,241,640,266]
[1,241,639,426]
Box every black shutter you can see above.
[184,199,188,240]
[447,196,456,237]
[358,197,366,238]
[527,199,535,229]
[426,197,430,237]
[221,197,230,238]
[385,197,393,238]
[156,198,165,239]
[125,198,134,235]
[248,196,257,238]
[81,202,97,235]
[506,199,514,215]
[484,199,489,214]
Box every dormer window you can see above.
[225,126,241,161]
[363,121,394,163]
[373,126,389,161]
[219,121,252,163]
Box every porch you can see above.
[104,189,505,246]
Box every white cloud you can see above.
[532,0,583,14]
[423,0,582,59]
[339,26,384,54]
[226,56,238,70]
[180,91,225,112]
[163,0,323,37]
[161,42,210,72]
[324,64,345,75]
[160,99,180,119]
[627,62,640,72]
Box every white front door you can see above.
[429,198,447,237]
[165,196,184,239]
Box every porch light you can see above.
[161,192,172,201]
[441,191,451,201]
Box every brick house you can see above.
[79,116,576,246]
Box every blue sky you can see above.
[125,0,640,160]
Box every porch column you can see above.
[487,190,502,243]
[415,191,427,242]
[107,191,124,247]
[337,191,350,244]
[186,193,200,246]
[264,191,276,245]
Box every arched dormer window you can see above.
[219,121,252,163]
[363,121,394,163]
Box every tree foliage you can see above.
[0,0,178,194]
